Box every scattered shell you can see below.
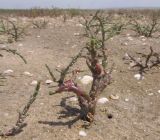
[74,33,80,36]
[134,74,143,80]
[97,97,109,104]
[45,80,53,84]
[71,44,77,48]
[126,33,130,36]
[80,75,93,85]
[110,94,119,100]
[158,90,160,93]
[69,97,78,102]
[142,43,147,46]
[3,69,14,74]
[37,35,41,38]
[142,38,146,41]
[128,36,133,41]
[148,93,154,96]
[123,42,128,46]
[18,43,23,47]
[123,53,130,60]
[30,80,38,86]
[79,130,87,137]
[76,23,83,27]
[23,71,33,77]
[125,98,129,102]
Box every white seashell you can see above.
[30,80,38,86]
[3,69,13,74]
[148,93,154,96]
[79,130,87,137]
[37,35,41,38]
[142,38,146,41]
[74,33,80,36]
[125,98,129,102]
[128,37,133,41]
[124,42,128,46]
[97,97,109,104]
[45,80,53,84]
[76,24,83,27]
[158,90,160,93]
[24,71,33,77]
[69,97,78,102]
[134,74,143,80]
[71,44,77,48]
[80,75,93,85]
[110,94,119,100]
[18,43,23,47]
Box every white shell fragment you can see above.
[45,80,53,84]
[97,97,109,104]
[23,71,33,77]
[79,130,87,137]
[128,36,133,41]
[69,97,78,102]
[74,33,80,36]
[3,69,14,74]
[80,75,93,85]
[148,93,154,96]
[30,80,38,86]
[125,98,129,102]
[134,74,143,80]
[18,43,23,47]
[158,90,160,93]
[110,94,119,100]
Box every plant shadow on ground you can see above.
[38,96,83,129]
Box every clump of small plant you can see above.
[124,47,160,77]
[130,13,160,37]
[46,11,123,124]
[0,18,28,42]
[0,82,41,137]
[32,19,48,29]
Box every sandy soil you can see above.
[0,16,160,140]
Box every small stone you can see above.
[40,103,44,105]
[134,74,143,80]
[142,43,146,46]
[97,97,109,104]
[80,75,93,85]
[4,113,9,117]
[30,80,38,86]
[3,69,14,74]
[79,130,87,137]
[126,33,130,36]
[142,38,146,41]
[24,71,33,77]
[124,42,128,46]
[76,24,83,27]
[110,94,119,100]
[45,80,53,84]
[158,90,160,93]
[37,35,41,38]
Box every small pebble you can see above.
[97,97,109,104]
[158,90,160,93]
[128,36,133,41]
[30,80,38,86]
[79,130,87,137]
[110,94,119,100]
[37,35,41,38]
[71,44,77,48]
